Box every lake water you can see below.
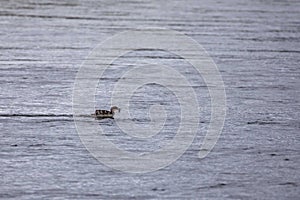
[0,0,299,199]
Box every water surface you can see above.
[0,0,299,199]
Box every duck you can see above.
[92,106,120,119]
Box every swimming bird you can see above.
[93,106,120,119]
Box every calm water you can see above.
[1,0,299,199]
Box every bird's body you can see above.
[93,106,120,119]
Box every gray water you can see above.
[1,0,299,199]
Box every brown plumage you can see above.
[93,106,120,119]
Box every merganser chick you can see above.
[93,106,120,119]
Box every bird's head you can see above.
[110,106,121,114]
